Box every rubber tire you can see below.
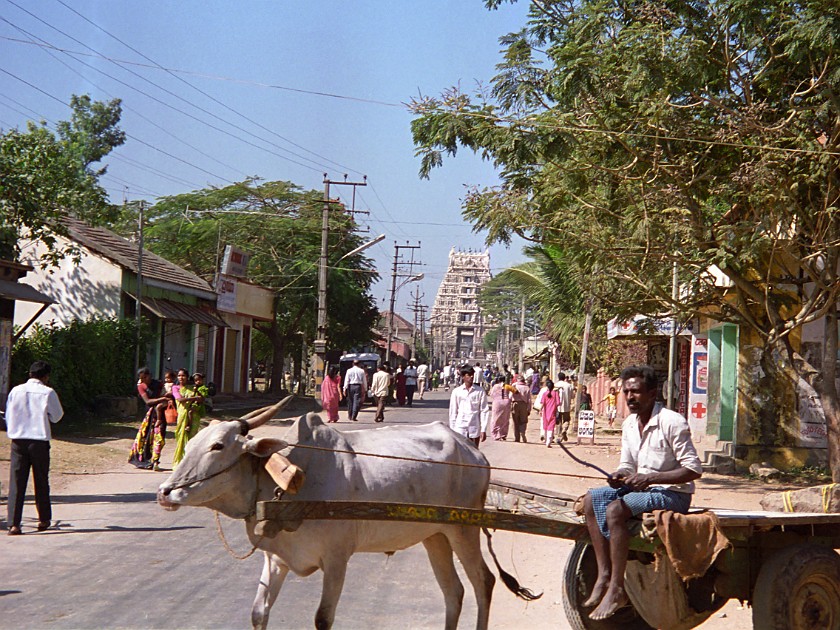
[752,544,840,630]
[561,541,653,630]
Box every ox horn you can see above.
[242,395,294,430]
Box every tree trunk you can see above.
[823,307,840,481]
[293,349,304,395]
[269,337,286,395]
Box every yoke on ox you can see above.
[157,397,533,630]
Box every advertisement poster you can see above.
[688,336,708,441]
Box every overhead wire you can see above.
[54,0,365,178]
[2,2,328,174]
[0,65,230,182]
[0,15,251,181]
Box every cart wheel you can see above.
[562,541,653,630]
[752,544,840,630]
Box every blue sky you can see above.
[0,0,531,319]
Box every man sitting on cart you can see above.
[582,365,702,621]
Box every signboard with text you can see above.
[577,410,596,445]
[221,245,251,278]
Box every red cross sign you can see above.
[692,402,707,419]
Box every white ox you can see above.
[157,398,508,630]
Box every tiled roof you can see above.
[63,217,214,296]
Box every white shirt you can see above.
[473,368,485,384]
[343,366,368,391]
[370,370,390,397]
[416,364,429,380]
[5,378,64,441]
[448,384,490,439]
[404,366,418,386]
[617,404,703,494]
[556,380,573,413]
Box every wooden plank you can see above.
[257,500,590,540]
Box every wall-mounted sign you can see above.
[220,245,251,278]
[216,274,237,313]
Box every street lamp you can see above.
[313,233,387,403]
[386,273,423,364]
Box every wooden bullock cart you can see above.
[256,481,840,630]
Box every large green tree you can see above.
[0,95,125,265]
[115,180,379,393]
[412,1,840,475]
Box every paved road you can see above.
[1,390,754,629]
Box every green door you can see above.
[706,324,738,441]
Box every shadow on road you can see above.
[52,492,159,504]
[0,591,22,597]
[44,524,202,534]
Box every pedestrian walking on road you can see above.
[582,365,702,621]
[343,360,367,421]
[511,374,532,443]
[129,367,171,471]
[489,376,514,440]
[448,365,490,448]
[370,363,391,422]
[416,360,429,399]
[555,372,574,442]
[404,360,418,407]
[602,386,618,428]
[172,370,208,466]
[321,365,343,423]
[540,380,561,448]
[5,361,64,536]
[395,362,407,406]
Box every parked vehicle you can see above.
[338,352,380,405]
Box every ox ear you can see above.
[240,436,288,458]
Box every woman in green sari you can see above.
[172,370,208,466]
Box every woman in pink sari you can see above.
[321,365,342,422]
[489,376,515,440]
[541,379,561,448]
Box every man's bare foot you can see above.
[581,578,610,608]
[588,586,629,620]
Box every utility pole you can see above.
[408,287,425,359]
[519,295,526,374]
[134,200,145,375]
[386,242,421,364]
[313,174,366,403]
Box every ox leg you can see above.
[251,552,290,630]
[448,528,495,630]
[423,533,465,630]
[314,556,350,630]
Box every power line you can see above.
[0,66,230,181]
[54,0,366,178]
[0,33,404,108]
[0,15,251,181]
[2,3,329,173]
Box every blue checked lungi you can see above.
[589,486,692,539]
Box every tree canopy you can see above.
[412,0,840,473]
[114,179,379,391]
[0,95,125,265]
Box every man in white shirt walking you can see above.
[416,361,429,400]
[5,361,64,536]
[448,365,490,447]
[370,363,391,422]
[342,360,368,421]
[404,360,418,407]
[582,365,702,621]
[555,372,574,442]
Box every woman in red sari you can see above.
[395,362,407,406]
[321,365,342,422]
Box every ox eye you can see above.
[210,441,225,451]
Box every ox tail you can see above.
[481,527,543,601]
